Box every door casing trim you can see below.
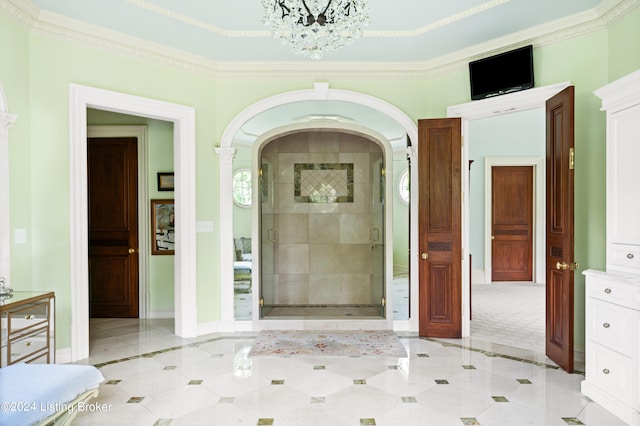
[69,84,197,361]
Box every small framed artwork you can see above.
[157,172,174,191]
[151,199,175,255]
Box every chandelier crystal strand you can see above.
[262,0,370,60]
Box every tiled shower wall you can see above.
[260,131,384,307]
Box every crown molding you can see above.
[594,68,640,112]
[1,0,637,79]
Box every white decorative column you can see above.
[215,146,237,330]
[0,85,18,282]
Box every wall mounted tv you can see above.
[469,45,534,100]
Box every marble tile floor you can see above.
[70,318,621,426]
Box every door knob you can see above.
[421,253,429,260]
[491,235,495,240]
[556,261,579,270]
[128,248,136,254]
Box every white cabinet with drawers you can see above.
[595,69,640,273]
[583,69,640,425]
[582,271,640,424]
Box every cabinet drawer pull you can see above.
[604,288,612,294]
[602,323,610,328]
[603,368,610,375]
[25,341,32,347]
[24,314,35,320]
[627,253,634,259]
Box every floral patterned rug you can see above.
[248,330,408,358]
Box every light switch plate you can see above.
[15,228,27,244]
[196,221,214,233]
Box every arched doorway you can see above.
[216,84,419,331]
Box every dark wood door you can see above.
[418,118,462,338]
[491,166,533,281]
[545,86,575,372]
[88,137,139,318]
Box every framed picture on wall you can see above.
[151,199,175,255]
[157,172,174,191]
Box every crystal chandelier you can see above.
[261,0,370,60]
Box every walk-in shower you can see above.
[258,130,386,319]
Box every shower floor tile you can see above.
[263,306,383,319]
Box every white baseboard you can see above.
[196,320,254,335]
[393,320,415,331]
[56,347,72,364]
[149,310,175,319]
[472,268,487,284]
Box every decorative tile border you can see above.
[91,333,578,374]
[294,163,354,203]
[92,335,257,369]
[410,336,581,372]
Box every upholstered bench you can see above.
[0,363,104,426]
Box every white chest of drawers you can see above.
[582,270,640,425]
[583,69,640,425]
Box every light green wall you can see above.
[1,15,32,288]
[86,109,176,315]
[1,8,639,353]
[15,31,224,346]
[608,6,640,80]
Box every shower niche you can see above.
[258,130,386,320]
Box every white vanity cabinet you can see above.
[597,69,640,273]
[582,270,640,425]
[582,69,640,425]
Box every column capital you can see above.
[0,112,18,130]
[214,146,236,164]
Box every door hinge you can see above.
[381,167,386,177]
[569,148,575,170]
[258,168,263,177]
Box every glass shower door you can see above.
[259,159,276,319]
[371,155,386,318]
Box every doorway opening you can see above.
[69,84,197,362]
[467,111,546,353]
[448,82,572,359]
[257,130,387,320]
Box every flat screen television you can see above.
[469,45,534,100]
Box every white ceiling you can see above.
[12,0,632,147]
[27,0,606,63]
